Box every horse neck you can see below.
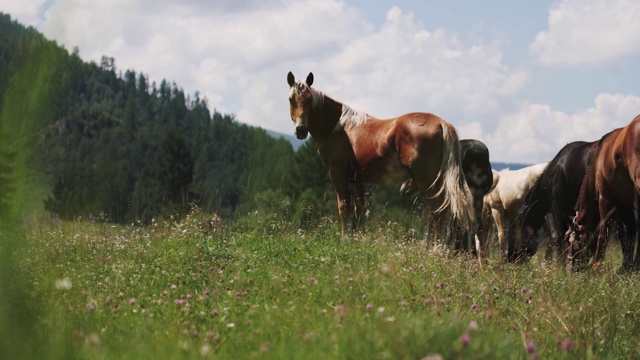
[308,95,342,142]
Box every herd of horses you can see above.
[287,71,640,272]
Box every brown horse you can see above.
[568,115,640,271]
[287,72,474,249]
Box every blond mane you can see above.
[338,104,369,130]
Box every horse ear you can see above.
[287,72,295,87]
[306,72,314,87]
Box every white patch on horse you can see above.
[290,80,325,110]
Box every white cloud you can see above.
[531,0,640,66]
[4,1,527,134]
[273,6,529,136]
[35,0,370,122]
[26,1,528,134]
[486,93,640,163]
[8,0,637,165]
[0,0,45,25]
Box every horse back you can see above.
[341,112,448,185]
[597,117,640,205]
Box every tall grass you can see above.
[2,208,640,359]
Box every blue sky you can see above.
[2,0,640,163]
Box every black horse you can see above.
[506,141,597,263]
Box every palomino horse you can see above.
[568,115,640,271]
[400,139,493,255]
[287,72,475,248]
[480,163,547,259]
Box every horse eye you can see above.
[289,97,297,107]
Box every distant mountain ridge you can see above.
[265,129,306,151]
[264,129,530,170]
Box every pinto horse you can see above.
[400,139,493,255]
[287,72,475,247]
[480,163,547,259]
[568,116,640,271]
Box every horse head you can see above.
[287,72,315,139]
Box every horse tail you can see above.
[432,122,475,233]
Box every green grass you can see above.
[2,210,640,359]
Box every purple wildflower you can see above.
[526,341,536,353]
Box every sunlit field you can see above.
[2,209,640,359]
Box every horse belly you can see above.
[604,169,637,209]
[357,158,410,185]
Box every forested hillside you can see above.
[0,13,423,226]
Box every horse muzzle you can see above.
[295,124,309,139]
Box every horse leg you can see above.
[491,204,508,261]
[422,207,438,252]
[330,173,352,237]
[633,209,640,271]
[592,196,613,271]
[543,213,556,264]
[551,209,568,267]
[352,181,367,234]
[478,199,494,257]
[430,210,453,255]
[616,208,635,273]
[631,207,640,271]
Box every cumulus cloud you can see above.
[486,93,640,163]
[314,6,529,122]
[36,0,370,119]
[268,6,529,137]
[24,1,528,134]
[0,0,45,25]
[6,0,638,164]
[531,0,640,66]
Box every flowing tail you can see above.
[430,122,475,234]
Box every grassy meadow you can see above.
[2,209,640,359]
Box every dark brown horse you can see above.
[287,72,474,249]
[568,115,640,271]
